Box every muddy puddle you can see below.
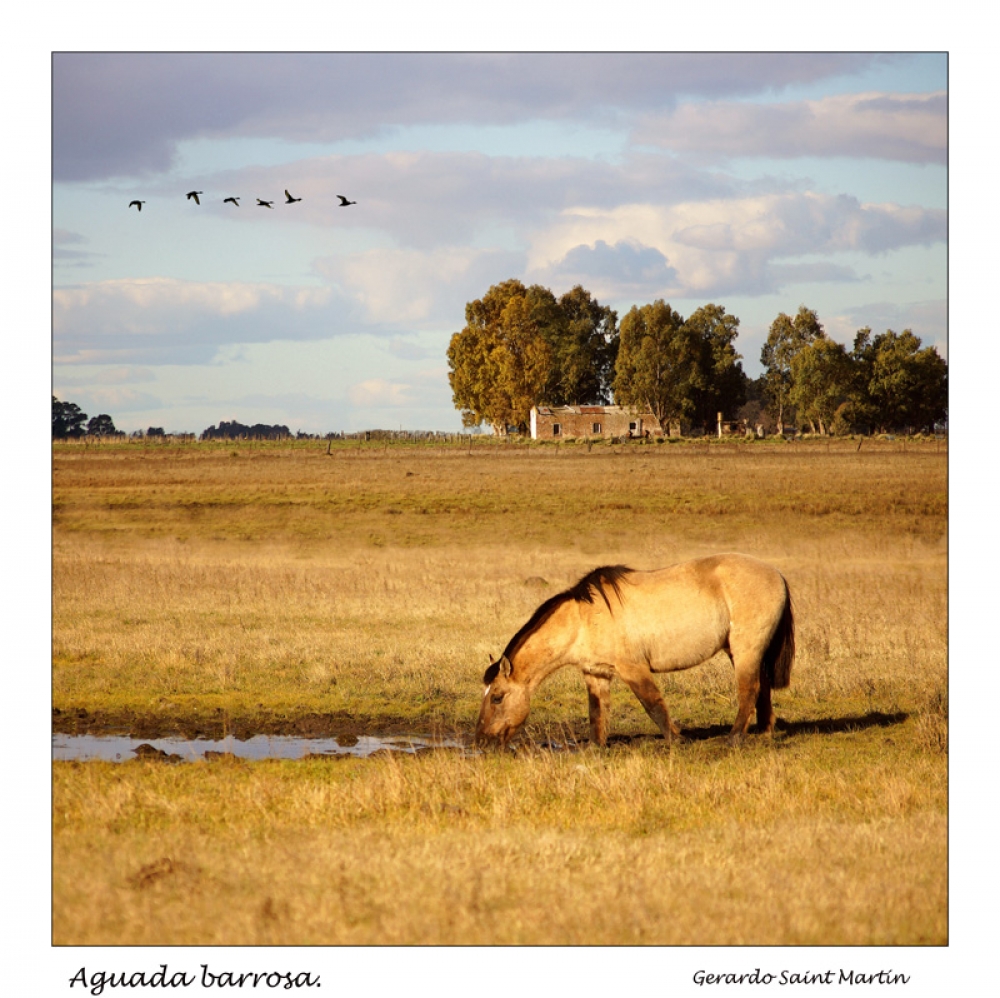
[53,732,464,763]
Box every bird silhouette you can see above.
[129,200,146,211]
[336,195,357,206]
[223,197,240,206]
[186,191,203,205]
[284,190,302,204]
[256,199,274,208]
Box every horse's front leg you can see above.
[582,669,612,747]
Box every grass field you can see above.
[52,435,947,946]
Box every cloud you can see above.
[538,239,679,300]
[53,229,103,267]
[171,148,747,261]
[52,278,345,365]
[634,92,946,164]
[530,192,945,298]
[315,245,526,327]
[53,53,889,182]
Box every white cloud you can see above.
[53,278,344,364]
[530,192,945,298]
[53,277,331,324]
[634,92,946,164]
[324,248,473,324]
[316,245,525,327]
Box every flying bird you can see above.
[256,199,274,208]
[336,195,357,206]
[186,191,203,205]
[128,200,146,211]
[223,197,240,206]
[284,189,302,204]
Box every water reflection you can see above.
[52,732,461,763]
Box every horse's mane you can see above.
[497,565,634,667]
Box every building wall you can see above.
[530,406,661,440]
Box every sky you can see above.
[52,51,948,436]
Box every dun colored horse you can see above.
[476,553,794,748]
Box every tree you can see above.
[682,303,748,430]
[612,300,704,432]
[447,279,554,433]
[760,306,824,434]
[86,414,120,437]
[494,295,554,430]
[852,328,947,433]
[541,285,619,406]
[448,280,620,431]
[52,396,87,438]
[200,420,291,440]
[788,336,855,434]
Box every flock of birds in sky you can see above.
[127,190,357,211]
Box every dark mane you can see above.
[499,565,634,664]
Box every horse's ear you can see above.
[500,654,512,678]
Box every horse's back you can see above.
[600,554,788,672]
[652,553,787,624]
[641,553,785,597]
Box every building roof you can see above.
[532,405,650,416]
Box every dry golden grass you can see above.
[53,760,945,946]
[52,437,947,945]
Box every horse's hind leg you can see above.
[728,657,761,745]
[583,671,611,747]
[619,667,683,743]
[756,673,775,735]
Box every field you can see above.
[52,435,948,946]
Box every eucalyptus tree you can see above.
[852,327,947,433]
[544,285,619,406]
[682,303,748,430]
[788,336,855,434]
[612,300,705,434]
[760,306,824,434]
[447,279,554,434]
[448,279,619,432]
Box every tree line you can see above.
[51,399,293,441]
[447,281,947,436]
[200,420,292,440]
[52,397,125,439]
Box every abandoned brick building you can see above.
[529,405,663,440]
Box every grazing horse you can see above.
[476,553,794,748]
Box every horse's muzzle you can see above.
[474,724,514,749]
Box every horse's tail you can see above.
[763,582,794,690]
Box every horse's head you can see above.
[475,654,530,748]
